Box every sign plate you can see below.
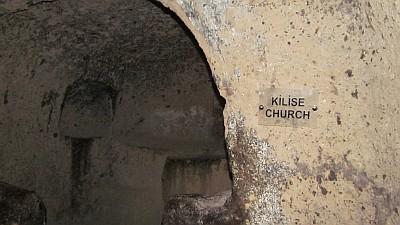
[258,88,319,128]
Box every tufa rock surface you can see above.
[0,182,46,225]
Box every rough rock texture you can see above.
[162,191,242,225]
[162,159,232,200]
[0,182,46,225]
[1,0,400,224]
[0,0,230,224]
[159,0,400,224]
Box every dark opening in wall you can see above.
[59,80,116,138]
[0,0,234,224]
[70,138,93,211]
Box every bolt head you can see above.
[312,105,318,111]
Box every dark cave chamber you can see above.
[0,0,234,224]
[54,1,233,225]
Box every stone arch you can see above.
[148,1,246,224]
[153,0,220,70]
[54,1,238,224]
[0,0,245,223]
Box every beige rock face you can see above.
[162,159,232,200]
[158,0,400,224]
[1,0,400,224]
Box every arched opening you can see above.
[53,0,233,224]
[0,0,238,223]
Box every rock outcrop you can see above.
[0,182,46,225]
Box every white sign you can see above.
[258,88,319,128]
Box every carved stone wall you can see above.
[1,0,399,224]
[159,0,400,224]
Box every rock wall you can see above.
[0,182,46,225]
[159,0,400,224]
[0,0,229,224]
[1,0,400,224]
[162,159,232,200]
[162,191,239,225]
